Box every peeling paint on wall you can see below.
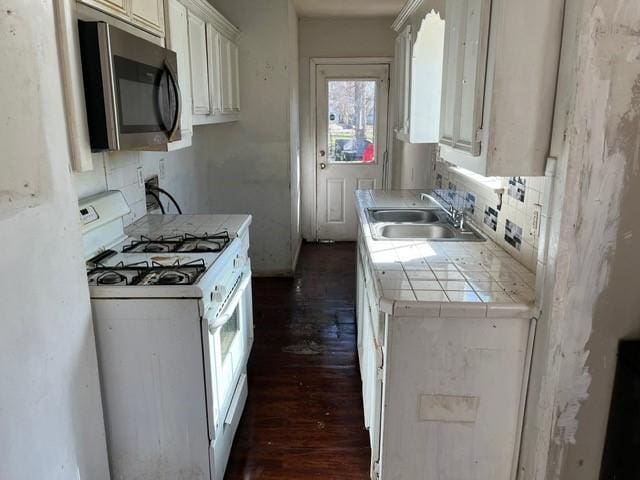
[519,1,640,479]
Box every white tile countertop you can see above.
[356,190,536,318]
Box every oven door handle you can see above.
[164,59,182,140]
[206,273,251,333]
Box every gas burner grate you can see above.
[122,232,231,254]
[87,259,206,286]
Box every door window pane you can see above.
[328,80,377,163]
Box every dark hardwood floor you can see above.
[224,242,371,479]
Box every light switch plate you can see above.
[530,204,542,238]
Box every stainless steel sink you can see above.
[367,204,486,241]
[379,224,456,239]
[367,208,443,224]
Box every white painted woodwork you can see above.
[438,0,564,176]
[439,0,490,156]
[187,11,211,115]
[315,64,389,241]
[230,41,241,111]
[54,0,94,172]
[206,24,222,114]
[78,0,127,17]
[218,35,234,113]
[181,0,240,125]
[393,5,445,144]
[78,0,165,36]
[393,25,411,137]
[130,0,164,35]
[165,0,193,150]
[355,234,535,479]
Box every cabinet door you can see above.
[229,41,240,112]
[166,0,192,139]
[439,0,491,155]
[218,35,234,113]
[206,24,222,114]
[394,25,411,135]
[130,0,164,35]
[187,12,211,115]
[78,0,128,18]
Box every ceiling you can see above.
[293,0,405,18]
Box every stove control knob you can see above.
[233,256,245,269]
[211,285,226,302]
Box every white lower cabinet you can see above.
[356,238,535,479]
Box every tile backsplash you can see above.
[430,160,552,271]
[73,151,147,226]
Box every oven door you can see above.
[79,22,181,151]
[204,271,252,438]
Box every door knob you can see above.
[320,163,327,170]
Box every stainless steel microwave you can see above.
[78,21,181,151]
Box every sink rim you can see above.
[367,207,445,224]
[368,219,486,242]
[378,223,458,239]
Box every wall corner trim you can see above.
[392,0,424,32]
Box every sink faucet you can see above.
[449,205,465,230]
[421,191,466,230]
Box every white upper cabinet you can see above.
[78,0,165,36]
[393,25,411,138]
[181,0,241,125]
[439,0,564,176]
[165,0,193,150]
[187,11,211,115]
[130,0,164,34]
[217,35,240,114]
[392,4,445,144]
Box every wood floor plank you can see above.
[224,242,371,479]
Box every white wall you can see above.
[185,0,299,275]
[298,17,396,240]
[0,2,110,478]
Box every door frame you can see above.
[307,57,394,242]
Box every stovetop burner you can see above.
[122,232,230,254]
[87,259,207,286]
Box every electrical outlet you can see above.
[137,167,144,188]
[159,158,166,179]
[530,204,542,238]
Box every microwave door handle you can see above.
[164,60,181,139]
[207,273,251,333]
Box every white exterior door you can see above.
[316,64,389,241]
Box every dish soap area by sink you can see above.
[3,1,640,480]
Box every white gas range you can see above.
[80,191,253,480]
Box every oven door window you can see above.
[113,55,173,134]
[220,308,240,363]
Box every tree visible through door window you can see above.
[327,80,377,163]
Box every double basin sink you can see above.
[367,198,485,242]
